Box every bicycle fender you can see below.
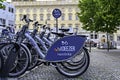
[45,35,86,62]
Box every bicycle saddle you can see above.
[59,28,69,32]
[51,32,66,37]
[67,33,73,35]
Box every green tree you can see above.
[0,0,5,9]
[78,0,120,51]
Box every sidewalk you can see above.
[81,49,120,80]
[15,49,120,80]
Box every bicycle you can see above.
[0,15,90,77]
[0,15,32,77]
[20,16,90,77]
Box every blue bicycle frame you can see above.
[35,36,48,51]
[25,32,87,62]
[25,33,45,59]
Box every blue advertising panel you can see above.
[45,35,87,62]
[52,8,62,18]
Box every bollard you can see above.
[89,41,91,52]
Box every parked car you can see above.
[85,39,97,47]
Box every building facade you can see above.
[0,2,15,30]
[11,0,82,32]
[11,0,120,48]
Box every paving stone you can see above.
[18,49,120,80]
[81,49,120,80]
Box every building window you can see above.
[76,8,79,12]
[68,13,72,20]
[40,14,44,21]
[74,27,79,34]
[68,24,72,28]
[47,14,51,20]
[95,34,98,39]
[26,8,30,13]
[26,14,30,18]
[90,34,93,39]
[110,35,113,40]
[9,7,11,12]
[19,14,23,21]
[117,36,120,41]
[2,19,6,27]
[33,8,37,13]
[47,24,50,27]
[15,14,16,21]
[11,8,14,13]
[47,8,50,12]
[61,13,65,21]
[75,24,79,28]
[24,0,29,1]
[19,8,23,12]
[0,18,6,27]
[40,8,43,12]
[68,24,73,33]
[33,14,37,21]
[90,33,98,39]
[9,7,14,13]
[62,7,65,12]
[68,8,72,12]
[61,24,65,28]
[76,15,79,20]
[54,24,56,27]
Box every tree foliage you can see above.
[0,0,5,9]
[78,0,120,34]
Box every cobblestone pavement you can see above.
[18,65,82,80]
[81,49,120,80]
[6,49,120,80]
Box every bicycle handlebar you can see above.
[33,21,42,27]
[22,15,33,24]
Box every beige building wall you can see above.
[11,0,120,47]
[11,0,82,33]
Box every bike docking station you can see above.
[0,8,90,79]
[0,43,20,80]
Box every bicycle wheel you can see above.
[60,48,86,70]
[25,43,39,70]
[0,43,20,77]
[55,47,90,77]
[8,44,31,77]
[0,53,3,71]
[64,49,85,66]
[0,43,7,71]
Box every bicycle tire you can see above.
[8,43,31,77]
[25,43,39,70]
[55,47,90,77]
[0,43,20,77]
[60,48,86,70]
[0,52,3,71]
